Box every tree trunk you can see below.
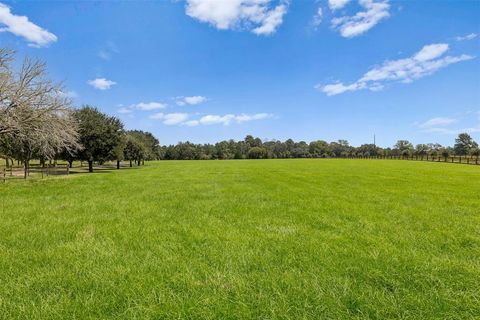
[117,160,120,170]
[24,159,29,179]
[129,160,132,167]
[88,160,93,173]
[68,160,73,168]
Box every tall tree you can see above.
[454,133,478,156]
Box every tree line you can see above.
[1,49,479,179]
[160,134,479,160]
[0,49,159,178]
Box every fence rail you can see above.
[335,155,479,165]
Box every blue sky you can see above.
[0,0,479,147]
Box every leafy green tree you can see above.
[247,147,267,159]
[415,144,429,157]
[124,134,146,166]
[127,130,160,160]
[394,140,413,157]
[74,106,125,173]
[454,133,478,156]
[470,147,480,162]
[309,140,329,158]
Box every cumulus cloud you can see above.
[183,113,272,126]
[149,111,272,126]
[328,0,351,10]
[87,78,116,90]
[317,43,474,96]
[456,33,477,41]
[331,0,390,38]
[176,95,208,106]
[0,3,57,47]
[117,101,167,114]
[149,112,190,125]
[132,102,167,111]
[185,0,288,35]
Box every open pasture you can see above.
[0,159,479,319]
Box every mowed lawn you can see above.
[0,160,479,319]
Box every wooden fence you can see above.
[340,155,479,165]
[1,164,69,182]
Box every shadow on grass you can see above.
[69,165,145,175]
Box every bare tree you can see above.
[0,49,81,178]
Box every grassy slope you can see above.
[0,159,479,319]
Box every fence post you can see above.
[66,165,70,175]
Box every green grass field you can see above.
[1,159,479,319]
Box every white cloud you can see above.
[184,113,272,126]
[417,112,480,135]
[183,120,200,127]
[235,112,272,122]
[312,7,323,28]
[132,102,167,111]
[149,112,190,125]
[117,107,133,114]
[185,0,288,35]
[87,78,116,90]
[331,0,390,38]
[413,43,448,62]
[318,43,474,96]
[418,117,458,129]
[456,33,477,41]
[328,0,350,10]
[117,102,167,114]
[176,95,208,106]
[0,3,57,47]
[252,3,288,35]
[198,114,235,125]
[150,111,272,126]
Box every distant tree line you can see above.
[159,134,479,161]
[1,49,479,179]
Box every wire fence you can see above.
[1,164,70,182]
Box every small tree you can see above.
[441,148,451,161]
[470,147,480,163]
[74,106,125,173]
[124,134,146,167]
